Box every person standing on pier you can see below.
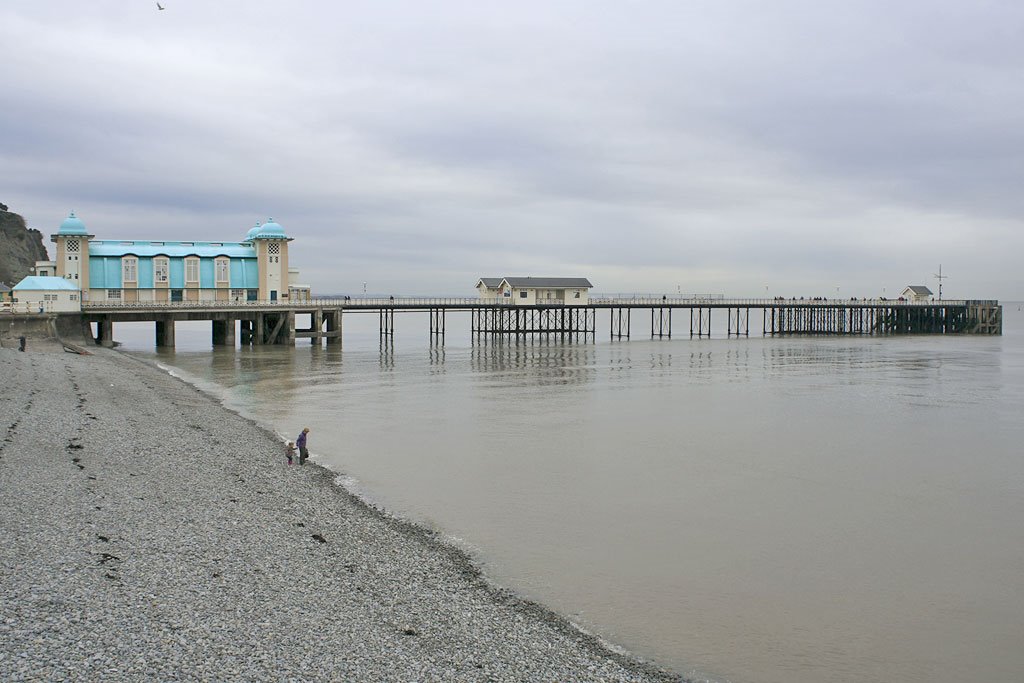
[296,428,310,465]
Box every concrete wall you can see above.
[0,313,91,348]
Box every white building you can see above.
[288,268,311,302]
[475,278,504,301]
[32,262,56,277]
[901,285,933,302]
[10,276,82,313]
[476,277,593,306]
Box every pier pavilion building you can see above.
[37,212,298,304]
[476,277,593,305]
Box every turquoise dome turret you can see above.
[57,211,89,236]
[254,218,288,239]
[245,221,262,240]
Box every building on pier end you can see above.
[476,277,593,305]
[35,212,300,304]
[901,285,933,302]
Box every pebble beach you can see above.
[0,346,683,682]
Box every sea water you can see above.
[118,305,1024,683]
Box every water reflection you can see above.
[429,345,446,372]
[470,341,597,387]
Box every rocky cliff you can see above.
[0,202,50,286]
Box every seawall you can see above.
[0,313,92,350]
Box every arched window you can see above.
[215,258,230,284]
[154,257,169,284]
[122,257,138,283]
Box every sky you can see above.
[2,0,1022,299]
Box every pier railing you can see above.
[588,296,981,306]
[1,301,63,315]
[80,296,505,310]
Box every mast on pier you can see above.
[933,264,948,300]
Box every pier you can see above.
[74,296,1003,348]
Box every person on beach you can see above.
[284,441,296,466]
[296,428,310,465]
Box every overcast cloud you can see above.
[2,0,1022,298]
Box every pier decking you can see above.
[69,296,1003,348]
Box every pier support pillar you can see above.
[326,310,342,347]
[155,317,176,348]
[283,311,296,345]
[429,308,446,342]
[96,319,114,347]
[253,315,266,345]
[212,319,236,347]
[610,308,630,339]
[239,319,253,345]
[380,308,394,341]
[312,309,323,345]
[651,307,671,339]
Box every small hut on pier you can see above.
[901,285,933,302]
[476,277,593,306]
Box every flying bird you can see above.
[156,2,165,9]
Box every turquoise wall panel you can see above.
[138,258,153,288]
[90,257,123,288]
[200,258,215,288]
[107,259,122,288]
[243,261,258,288]
[229,260,244,288]
[170,259,185,289]
[226,259,258,288]
[88,257,105,288]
